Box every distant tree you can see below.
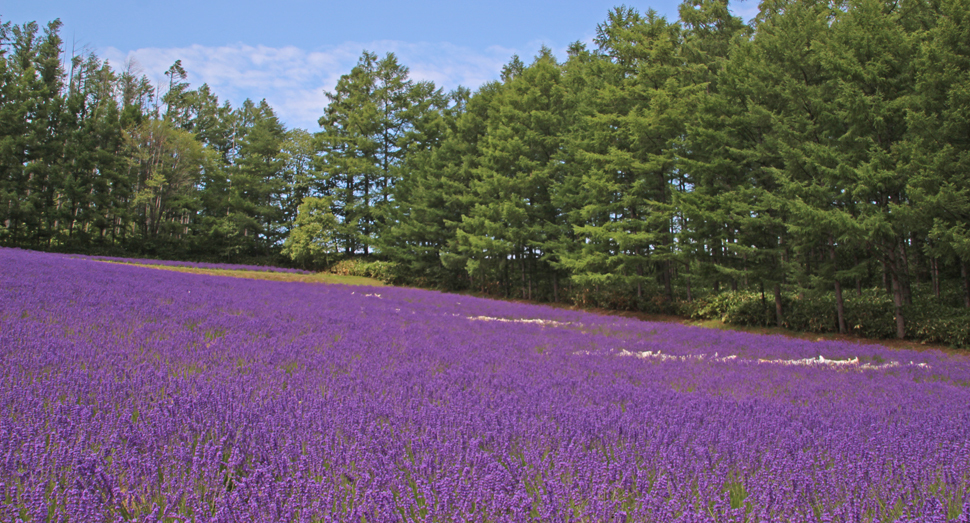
[282,196,339,269]
[561,8,691,304]
[378,85,465,287]
[60,52,127,250]
[228,99,287,256]
[453,49,569,300]
[278,128,318,237]
[0,19,67,247]
[124,119,205,249]
[315,51,444,255]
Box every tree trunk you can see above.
[664,260,673,302]
[685,263,693,303]
[830,236,846,334]
[899,243,912,306]
[881,259,889,294]
[742,254,748,287]
[636,264,643,299]
[773,282,783,328]
[931,257,940,299]
[504,259,510,299]
[963,261,970,309]
[527,247,534,301]
[891,265,905,339]
[854,255,863,296]
[552,272,559,303]
[911,235,921,288]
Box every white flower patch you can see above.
[755,355,931,370]
[467,315,569,327]
[616,349,737,363]
[349,292,382,299]
[610,350,931,371]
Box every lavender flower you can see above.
[1,247,968,521]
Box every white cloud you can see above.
[102,40,537,131]
[729,1,761,23]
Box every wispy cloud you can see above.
[102,40,539,131]
[729,1,761,23]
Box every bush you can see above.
[843,290,898,339]
[681,288,969,349]
[328,258,400,284]
[680,291,761,322]
[358,261,399,284]
[905,298,970,348]
[566,282,680,314]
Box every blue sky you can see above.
[4,1,758,130]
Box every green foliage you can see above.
[561,7,693,302]
[685,289,970,348]
[911,312,970,348]
[282,197,339,269]
[447,48,572,300]
[328,258,400,284]
[682,292,761,322]
[316,51,446,255]
[5,5,970,347]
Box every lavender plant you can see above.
[1,247,968,522]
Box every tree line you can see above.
[3,0,969,342]
[1,19,305,261]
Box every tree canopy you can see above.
[3,0,970,342]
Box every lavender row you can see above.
[2,247,969,522]
[57,251,314,274]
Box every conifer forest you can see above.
[2,0,969,345]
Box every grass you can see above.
[99,261,385,287]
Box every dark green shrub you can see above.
[681,292,761,321]
[687,288,969,349]
[905,298,970,348]
[327,258,400,284]
[357,260,400,284]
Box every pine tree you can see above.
[316,51,444,256]
[561,8,692,305]
[454,49,569,300]
[229,99,287,256]
[380,86,467,287]
[0,19,68,246]
[60,52,127,249]
[906,0,970,307]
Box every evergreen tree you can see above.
[0,19,67,246]
[906,0,970,307]
[60,52,127,250]
[228,99,287,256]
[380,86,468,287]
[454,49,569,300]
[561,8,692,305]
[316,51,443,255]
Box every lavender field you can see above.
[2,248,969,522]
